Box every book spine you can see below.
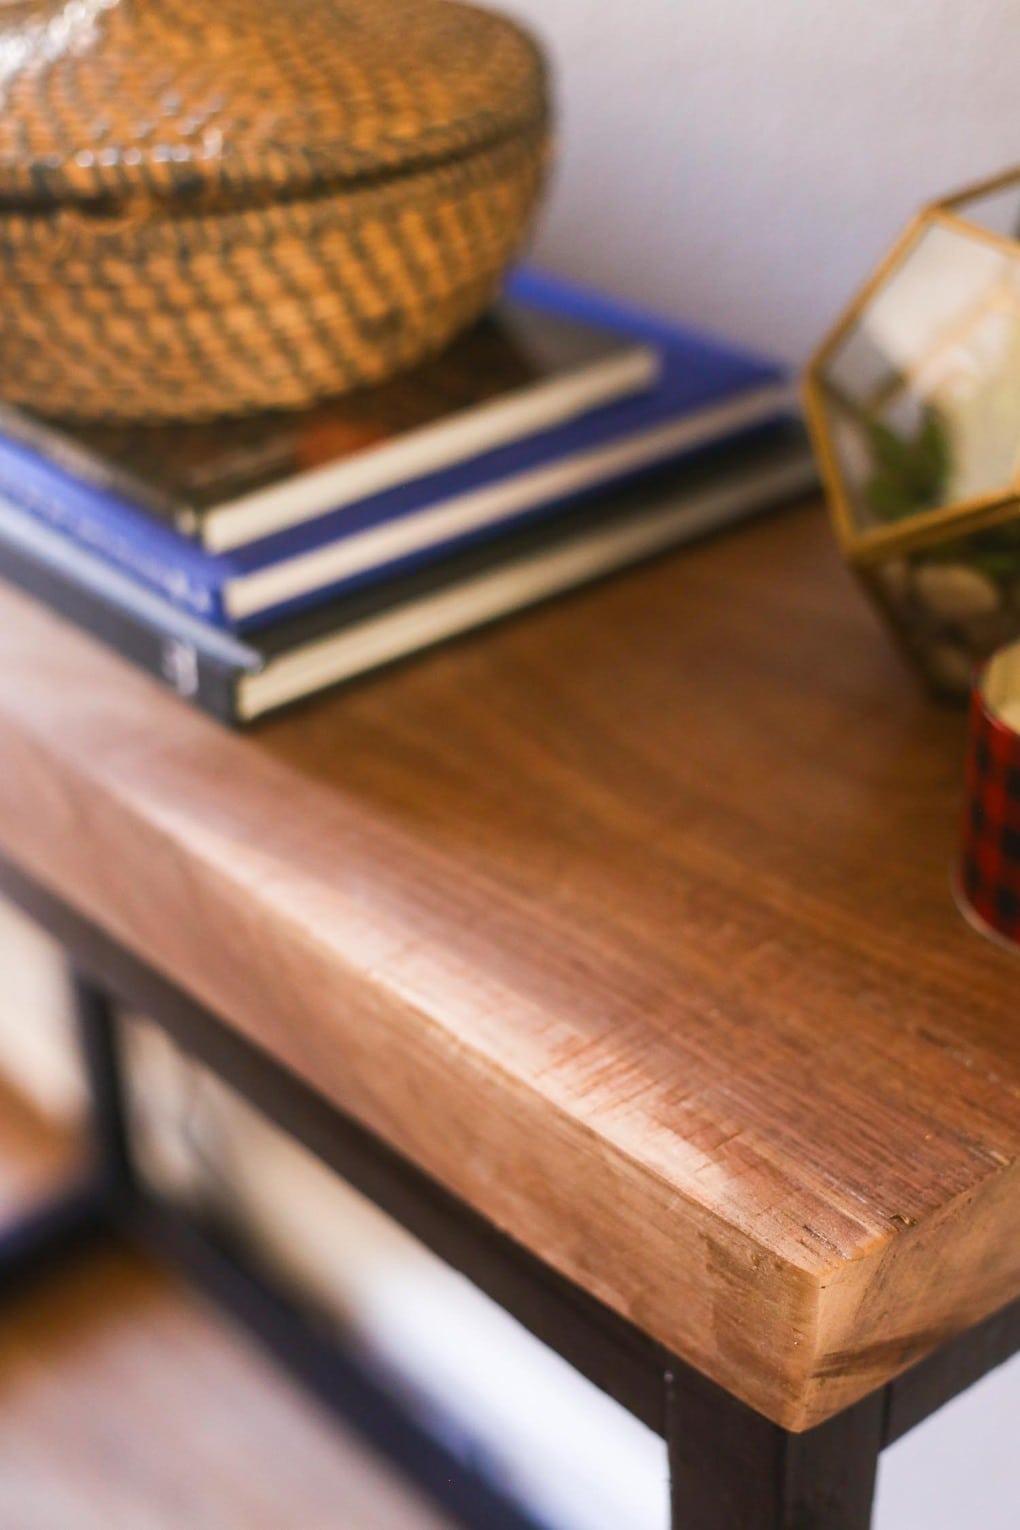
[0,527,241,723]
[230,416,796,630]
[0,438,228,625]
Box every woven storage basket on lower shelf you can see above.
[0,0,551,422]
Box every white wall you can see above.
[508,0,1020,363]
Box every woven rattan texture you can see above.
[0,0,550,419]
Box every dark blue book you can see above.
[0,270,794,631]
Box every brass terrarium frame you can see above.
[804,165,1020,570]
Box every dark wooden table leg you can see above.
[0,973,125,1303]
[667,1368,885,1530]
[72,969,136,1206]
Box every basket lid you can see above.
[0,0,548,205]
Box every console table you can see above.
[0,500,1016,1529]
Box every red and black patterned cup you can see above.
[959,640,1020,946]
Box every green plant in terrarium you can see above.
[864,384,1020,579]
[865,405,953,522]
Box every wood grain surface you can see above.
[0,501,1016,1430]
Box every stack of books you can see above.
[0,270,814,724]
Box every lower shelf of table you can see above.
[0,1082,455,1530]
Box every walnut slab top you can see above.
[0,502,1016,1431]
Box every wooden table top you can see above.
[0,500,1016,1432]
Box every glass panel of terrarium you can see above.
[821,221,1020,538]
[862,222,1010,381]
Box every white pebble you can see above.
[913,563,1001,621]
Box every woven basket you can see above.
[0,0,551,421]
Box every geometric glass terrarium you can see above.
[805,166,1020,699]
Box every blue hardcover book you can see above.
[0,269,795,631]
